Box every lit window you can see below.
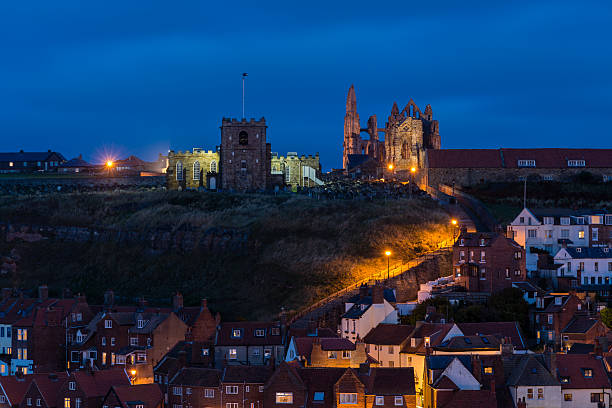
[313,392,324,402]
[537,388,544,399]
[232,329,242,338]
[583,368,593,378]
[64,398,71,408]
[578,230,585,239]
[276,393,293,404]
[484,366,493,374]
[339,393,357,404]
[328,351,337,359]
[229,349,237,359]
[193,161,201,180]
[104,320,112,329]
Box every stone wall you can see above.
[0,176,165,195]
[166,149,219,190]
[271,153,321,187]
[427,167,612,188]
[1,222,248,254]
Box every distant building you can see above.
[554,247,612,292]
[59,155,93,173]
[214,321,285,367]
[426,148,612,188]
[0,151,66,173]
[339,285,396,343]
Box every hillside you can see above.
[462,179,612,225]
[0,191,453,320]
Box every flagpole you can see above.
[242,76,245,119]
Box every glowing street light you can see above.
[106,161,113,168]
[410,167,416,173]
[451,219,457,226]
[388,164,394,170]
[409,167,416,199]
[385,250,391,280]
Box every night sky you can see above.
[1,1,611,169]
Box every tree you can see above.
[601,308,612,329]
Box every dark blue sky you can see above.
[1,1,611,169]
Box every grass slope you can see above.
[0,191,452,320]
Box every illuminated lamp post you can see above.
[385,250,391,280]
[129,369,137,384]
[451,219,459,244]
[106,160,113,177]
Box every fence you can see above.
[288,241,452,326]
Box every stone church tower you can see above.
[220,117,271,191]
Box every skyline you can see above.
[1,1,611,170]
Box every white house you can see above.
[507,208,599,272]
[554,247,612,286]
[506,354,561,408]
[556,354,612,408]
[340,285,396,342]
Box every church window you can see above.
[210,161,217,173]
[239,131,248,145]
[193,161,200,180]
[176,162,183,181]
[401,142,409,159]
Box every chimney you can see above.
[137,297,147,312]
[359,284,368,299]
[500,337,514,356]
[517,397,526,408]
[178,350,187,368]
[38,285,49,301]
[372,286,384,304]
[104,290,115,309]
[549,351,557,377]
[307,318,317,336]
[593,338,603,356]
[201,299,208,311]
[172,293,184,312]
[62,288,73,299]
[1,288,11,302]
[489,378,496,393]
[76,294,87,304]
[472,355,482,384]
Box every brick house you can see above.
[553,353,612,407]
[102,384,163,408]
[285,337,374,368]
[167,367,222,408]
[220,366,273,408]
[452,230,526,293]
[0,376,35,408]
[214,322,285,368]
[11,289,78,374]
[0,151,66,173]
[560,314,610,351]
[533,293,584,347]
[363,324,414,368]
[77,305,187,370]
[57,369,130,408]
[19,373,69,408]
[264,363,416,408]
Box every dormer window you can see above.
[254,329,265,337]
[560,217,570,225]
[231,329,242,338]
[555,297,562,305]
[567,160,585,167]
[479,238,485,246]
[576,217,585,225]
[137,320,145,329]
[104,320,112,329]
[411,338,417,347]
[271,327,280,336]
[582,368,593,378]
[576,248,582,253]
[543,217,554,225]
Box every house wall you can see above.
[365,344,402,368]
[214,345,284,368]
[168,385,220,408]
[561,388,611,408]
[309,343,369,368]
[166,150,219,190]
[510,385,562,408]
[151,314,188,367]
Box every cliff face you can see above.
[2,223,248,253]
[0,191,451,320]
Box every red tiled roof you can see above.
[74,368,130,398]
[437,389,497,408]
[432,375,458,390]
[110,384,163,408]
[362,324,414,345]
[555,354,611,389]
[0,376,35,405]
[31,373,70,407]
[400,323,454,354]
[427,148,612,169]
[457,322,526,350]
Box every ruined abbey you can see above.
[343,85,440,179]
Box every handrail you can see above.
[288,240,452,325]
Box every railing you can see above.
[288,240,452,325]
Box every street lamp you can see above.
[385,250,391,280]
[106,160,113,177]
[451,219,459,243]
